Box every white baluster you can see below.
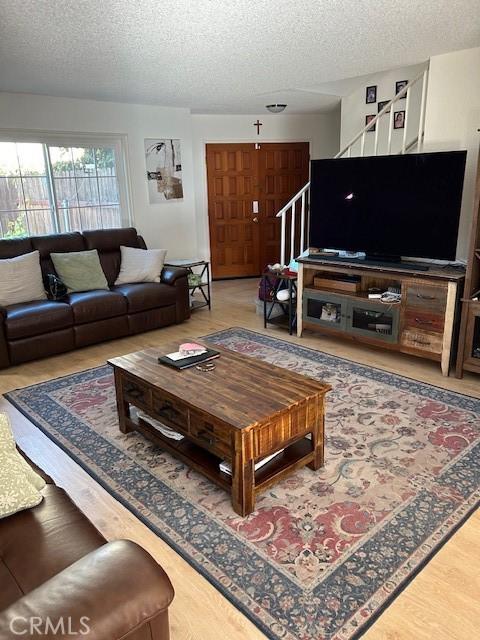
[417,69,428,153]
[334,69,426,159]
[290,203,296,264]
[374,114,380,155]
[305,189,310,251]
[387,105,394,153]
[402,86,412,154]
[360,132,366,156]
[300,191,306,253]
[280,211,286,266]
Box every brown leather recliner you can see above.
[0,228,190,367]
[0,455,174,640]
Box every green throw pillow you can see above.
[51,250,109,293]
[0,413,45,519]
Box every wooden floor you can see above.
[1,278,479,640]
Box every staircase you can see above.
[277,68,429,266]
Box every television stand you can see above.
[297,257,465,376]
[307,254,430,272]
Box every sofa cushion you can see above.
[83,228,143,285]
[5,300,73,340]
[83,227,141,253]
[31,232,86,257]
[68,290,127,325]
[0,484,105,604]
[31,232,86,281]
[0,237,33,260]
[0,558,22,612]
[113,283,177,313]
[8,329,75,365]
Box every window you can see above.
[0,138,130,238]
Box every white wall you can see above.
[340,62,427,156]
[340,51,480,260]
[0,92,197,257]
[423,46,480,260]
[191,112,340,259]
[0,93,341,261]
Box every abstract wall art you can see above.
[145,138,183,203]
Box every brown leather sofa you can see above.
[0,228,190,367]
[0,454,174,640]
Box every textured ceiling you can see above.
[0,0,479,114]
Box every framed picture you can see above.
[145,138,184,203]
[365,114,376,132]
[366,85,377,104]
[378,100,391,114]
[393,110,405,129]
[395,80,408,97]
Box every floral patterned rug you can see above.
[5,328,480,640]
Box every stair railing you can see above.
[276,67,429,266]
[277,182,310,266]
[336,68,428,158]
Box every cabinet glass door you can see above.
[303,291,347,330]
[348,302,399,343]
[472,315,480,359]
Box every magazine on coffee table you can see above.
[158,348,220,370]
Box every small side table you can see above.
[165,259,211,311]
[262,271,297,335]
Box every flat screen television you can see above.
[309,151,467,262]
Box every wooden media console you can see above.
[296,257,465,376]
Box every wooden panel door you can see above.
[258,142,310,268]
[206,144,259,278]
[206,142,310,278]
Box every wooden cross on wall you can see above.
[253,119,263,135]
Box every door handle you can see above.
[252,217,259,223]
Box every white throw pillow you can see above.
[115,246,167,285]
[0,250,46,307]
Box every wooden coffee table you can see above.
[108,341,330,516]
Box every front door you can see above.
[257,142,310,269]
[206,142,309,279]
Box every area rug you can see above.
[5,328,480,640]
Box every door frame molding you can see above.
[199,138,312,270]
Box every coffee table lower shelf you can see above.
[128,414,314,511]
